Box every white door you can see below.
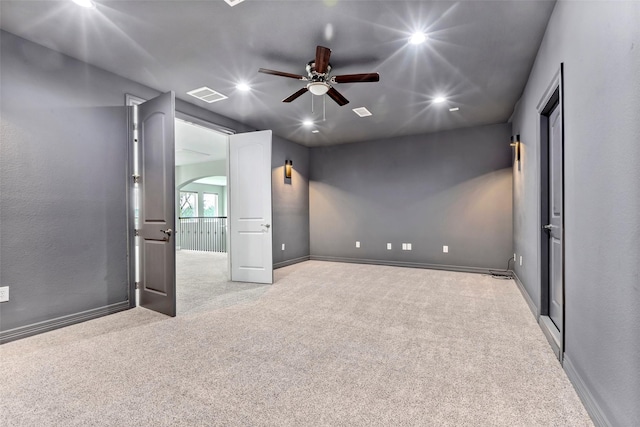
[137,92,176,316]
[228,130,273,284]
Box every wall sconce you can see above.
[284,159,293,179]
[510,134,521,162]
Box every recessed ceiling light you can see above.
[302,119,314,127]
[409,32,427,45]
[72,0,95,8]
[236,83,251,92]
[449,107,460,112]
[224,0,245,6]
[312,130,320,134]
[433,96,447,104]
[352,107,372,117]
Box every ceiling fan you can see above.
[258,45,379,106]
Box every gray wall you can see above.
[271,135,310,267]
[0,30,154,333]
[310,123,513,271]
[0,31,307,339]
[511,2,640,425]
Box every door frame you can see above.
[535,64,565,361]
[125,94,237,306]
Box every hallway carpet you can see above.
[0,261,592,426]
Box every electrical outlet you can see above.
[0,286,9,303]
[519,255,523,266]
[356,241,360,248]
[281,243,285,251]
[387,243,392,250]
[443,245,448,253]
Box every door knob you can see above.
[542,224,557,230]
[261,224,270,228]
[161,228,173,236]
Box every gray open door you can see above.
[137,92,176,316]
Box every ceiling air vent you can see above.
[352,107,372,117]
[224,0,245,6]
[187,86,228,103]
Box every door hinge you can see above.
[134,229,140,236]
[135,282,140,289]
[132,174,141,184]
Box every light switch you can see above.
[281,243,285,251]
[387,243,392,250]
[356,241,360,248]
[443,245,448,253]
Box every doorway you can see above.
[537,65,565,361]
[174,116,232,314]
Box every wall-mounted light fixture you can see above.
[510,134,521,162]
[285,159,293,179]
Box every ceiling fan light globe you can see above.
[307,82,330,96]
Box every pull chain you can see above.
[323,95,326,122]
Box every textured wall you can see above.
[271,135,310,267]
[0,31,159,332]
[309,124,512,271]
[511,2,640,425]
[0,31,270,336]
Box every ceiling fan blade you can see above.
[326,87,349,106]
[334,73,380,84]
[258,68,306,80]
[282,87,309,103]
[315,46,332,74]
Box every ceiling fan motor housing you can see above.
[306,61,332,80]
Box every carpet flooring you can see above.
[1,259,592,426]
[176,250,269,314]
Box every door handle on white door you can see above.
[261,224,270,228]
[542,224,557,230]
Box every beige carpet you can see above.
[0,260,592,426]
[176,250,269,314]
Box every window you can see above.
[203,193,218,217]
[179,191,198,218]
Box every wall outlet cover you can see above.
[443,245,449,253]
[407,243,412,250]
[356,241,360,248]
[387,243,392,250]
[519,255,523,266]
[0,286,9,303]
[281,243,285,251]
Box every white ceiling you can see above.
[0,0,556,147]
[175,119,227,166]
